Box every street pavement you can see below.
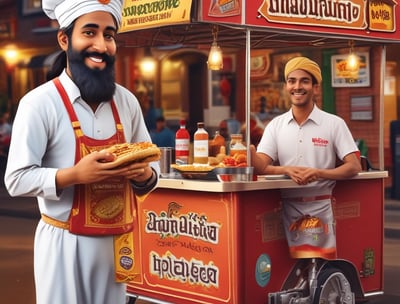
[1,183,400,304]
[384,199,400,239]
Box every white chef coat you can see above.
[4,70,159,304]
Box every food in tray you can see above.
[207,144,248,167]
[220,153,247,167]
[104,142,161,167]
[171,150,249,180]
[171,164,215,172]
[170,164,217,180]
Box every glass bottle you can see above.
[229,133,246,156]
[175,120,190,165]
[193,122,209,164]
[209,131,225,157]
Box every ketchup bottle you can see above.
[175,120,190,164]
[193,122,209,165]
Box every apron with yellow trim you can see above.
[53,78,137,282]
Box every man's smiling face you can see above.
[68,10,117,71]
[285,69,319,108]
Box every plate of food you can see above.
[171,164,217,180]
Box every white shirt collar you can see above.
[58,69,81,104]
[285,104,322,126]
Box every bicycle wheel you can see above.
[313,267,354,304]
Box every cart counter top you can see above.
[158,171,388,192]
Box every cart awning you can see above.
[118,0,400,49]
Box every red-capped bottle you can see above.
[175,120,190,164]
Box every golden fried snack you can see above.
[105,142,161,167]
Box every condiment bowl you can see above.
[214,166,254,182]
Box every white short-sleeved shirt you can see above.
[257,105,358,198]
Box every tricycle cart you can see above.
[126,171,387,303]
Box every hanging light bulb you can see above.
[207,26,223,70]
[3,44,19,71]
[347,40,360,72]
[140,47,156,79]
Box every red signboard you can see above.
[199,0,400,42]
[128,190,242,303]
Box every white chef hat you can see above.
[42,0,123,29]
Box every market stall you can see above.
[118,1,398,303]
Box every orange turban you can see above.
[284,57,322,84]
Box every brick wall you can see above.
[334,46,393,188]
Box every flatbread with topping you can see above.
[105,142,161,167]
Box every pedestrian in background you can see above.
[0,112,11,157]
[250,56,361,260]
[150,115,175,148]
[4,1,159,303]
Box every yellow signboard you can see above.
[369,0,397,32]
[120,0,192,33]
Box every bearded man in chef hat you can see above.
[44,0,123,103]
[4,1,160,304]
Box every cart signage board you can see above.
[119,0,192,33]
[128,190,238,302]
[258,0,367,30]
[199,0,400,42]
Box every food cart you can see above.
[119,0,399,303]
[126,172,387,303]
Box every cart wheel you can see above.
[126,295,137,304]
[313,268,354,304]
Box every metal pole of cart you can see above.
[379,45,386,171]
[245,28,251,165]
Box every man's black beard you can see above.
[67,47,116,104]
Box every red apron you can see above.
[53,78,138,282]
